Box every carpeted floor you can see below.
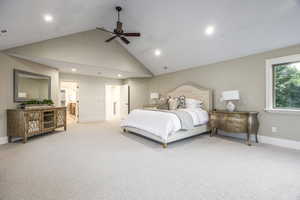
[0,121,300,200]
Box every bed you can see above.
[120,84,213,148]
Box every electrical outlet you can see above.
[272,127,277,133]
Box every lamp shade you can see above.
[222,90,240,101]
[150,92,159,99]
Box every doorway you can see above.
[105,85,121,120]
[60,81,79,124]
[105,84,129,121]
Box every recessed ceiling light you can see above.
[205,25,215,35]
[118,74,123,78]
[43,14,53,23]
[154,49,161,56]
[71,68,77,72]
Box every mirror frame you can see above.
[14,69,51,102]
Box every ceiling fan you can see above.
[96,6,141,45]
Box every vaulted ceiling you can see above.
[1,0,300,76]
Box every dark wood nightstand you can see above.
[210,110,259,146]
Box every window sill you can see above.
[265,109,300,115]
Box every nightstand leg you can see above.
[255,133,259,143]
[247,133,251,146]
[23,136,27,144]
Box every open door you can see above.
[75,84,80,122]
[120,84,130,119]
[60,81,79,124]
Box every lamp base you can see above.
[226,101,236,112]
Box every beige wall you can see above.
[0,52,59,139]
[60,73,121,122]
[149,44,300,141]
[123,78,151,111]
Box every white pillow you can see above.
[185,98,203,105]
[186,103,202,109]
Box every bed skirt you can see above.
[122,124,210,147]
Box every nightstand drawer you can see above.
[143,104,159,109]
[210,110,259,146]
[225,121,247,132]
[226,117,247,124]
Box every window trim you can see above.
[265,54,300,113]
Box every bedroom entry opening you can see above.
[60,81,79,124]
[105,84,129,121]
[105,85,121,120]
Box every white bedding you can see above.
[179,108,209,126]
[120,108,208,140]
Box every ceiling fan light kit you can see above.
[96,6,141,45]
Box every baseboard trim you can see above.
[259,135,300,150]
[0,136,8,145]
[218,132,300,150]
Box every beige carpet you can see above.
[0,121,300,200]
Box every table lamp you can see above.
[222,90,240,112]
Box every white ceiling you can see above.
[1,0,300,75]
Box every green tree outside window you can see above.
[274,62,300,109]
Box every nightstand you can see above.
[210,110,259,146]
[143,104,160,110]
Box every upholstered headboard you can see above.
[167,83,213,111]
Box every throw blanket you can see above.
[153,109,194,130]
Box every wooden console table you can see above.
[7,107,67,143]
[210,110,259,146]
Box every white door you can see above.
[120,84,129,119]
[75,84,80,122]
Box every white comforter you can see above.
[120,108,208,140]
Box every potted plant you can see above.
[41,99,54,106]
[19,99,54,109]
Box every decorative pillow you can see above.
[177,95,186,108]
[168,98,179,110]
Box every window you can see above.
[266,54,300,112]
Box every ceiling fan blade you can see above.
[120,36,130,45]
[96,27,114,34]
[122,33,141,37]
[105,36,117,42]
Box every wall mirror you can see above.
[14,69,51,102]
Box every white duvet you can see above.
[120,108,208,140]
